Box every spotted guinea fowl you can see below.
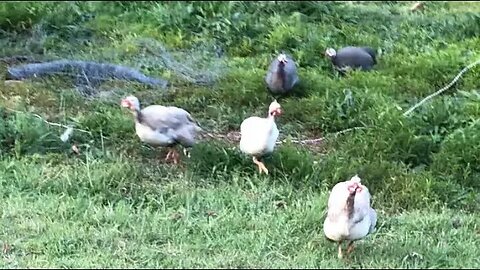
[325,46,377,74]
[265,52,299,97]
[239,100,282,175]
[323,174,377,259]
[120,95,202,164]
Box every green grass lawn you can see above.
[1,1,480,268]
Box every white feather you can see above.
[239,116,278,156]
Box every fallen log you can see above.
[5,59,169,88]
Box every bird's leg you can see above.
[165,148,172,161]
[346,241,355,256]
[164,147,175,163]
[337,242,343,259]
[171,148,180,165]
[252,156,269,175]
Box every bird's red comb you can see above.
[347,182,362,194]
[121,99,131,107]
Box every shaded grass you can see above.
[1,167,479,268]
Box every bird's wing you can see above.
[361,47,376,56]
[351,203,369,223]
[241,116,271,134]
[267,58,280,73]
[140,105,196,133]
[284,59,299,86]
[335,47,375,67]
[361,47,377,64]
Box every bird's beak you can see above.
[121,99,131,108]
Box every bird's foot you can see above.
[253,157,269,175]
[175,154,181,164]
[346,241,355,256]
[258,162,269,175]
[165,149,173,162]
[172,149,180,165]
[165,148,180,164]
[338,243,343,259]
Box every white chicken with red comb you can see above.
[323,174,377,259]
[239,100,282,175]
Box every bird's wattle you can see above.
[347,183,362,194]
[121,99,130,108]
[270,108,281,117]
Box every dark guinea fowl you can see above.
[265,52,299,98]
[325,46,377,75]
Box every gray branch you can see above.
[6,60,169,89]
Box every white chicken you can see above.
[239,100,282,175]
[323,175,377,259]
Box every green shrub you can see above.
[430,121,480,189]
[0,109,70,157]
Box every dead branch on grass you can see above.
[5,60,169,89]
[403,59,480,116]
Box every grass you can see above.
[1,1,480,268]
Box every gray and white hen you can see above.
[121,95,202,164]
[323,175,377,259]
